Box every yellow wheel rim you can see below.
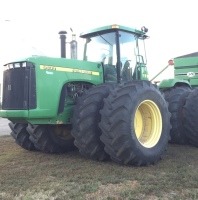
[134,100,162,148]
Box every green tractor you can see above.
[0,24,171,166]
[153,52,198,147]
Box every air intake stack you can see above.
[70,34,77,59]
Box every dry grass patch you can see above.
[85,180,139,199]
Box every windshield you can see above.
[85,32,116,65]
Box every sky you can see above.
[0,0,198,82]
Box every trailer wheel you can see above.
[9,122,37,151]
[99,81,170,166]
[163,86,191,144]
[28,124,75,153]
[71,83,116,161]
[183,88,198,147]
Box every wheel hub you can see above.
[134,100,162,148]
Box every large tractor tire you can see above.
[163,86,191,144]
[183,88,198,147]
[9,122,37,151]
[71,83,115,161]
[99,81,171,166]
[28,124,75,153]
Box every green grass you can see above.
[0,135,198,200]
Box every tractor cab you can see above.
[80,24,149,83]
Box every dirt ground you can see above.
[0,118,10,136]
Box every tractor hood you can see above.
[3,56,103,84]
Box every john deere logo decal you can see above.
[39,65,99,76]
[187,72,195,77]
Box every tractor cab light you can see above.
[112,25,119,29]
[141,26,148,33]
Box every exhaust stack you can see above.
[58,31,67,58]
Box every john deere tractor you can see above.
[0,24,171,166]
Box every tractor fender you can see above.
[158,78,191,89]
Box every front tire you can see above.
[99,81,171,166]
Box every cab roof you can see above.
[80,24,146,38]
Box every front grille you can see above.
[2,62,36,110]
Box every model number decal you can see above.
[41,65,56,70]
[40,65,99,76]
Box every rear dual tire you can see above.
[71,83,116,161]
[28,124,75,153]
[99,81,171,166]
[9,122,37,151]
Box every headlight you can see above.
[9,64,14,69]
[4,65,9,71]
[14,63,21,68]
[22,62,27,67]
[3,62,28,71]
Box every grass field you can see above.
[0,135,198,200]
